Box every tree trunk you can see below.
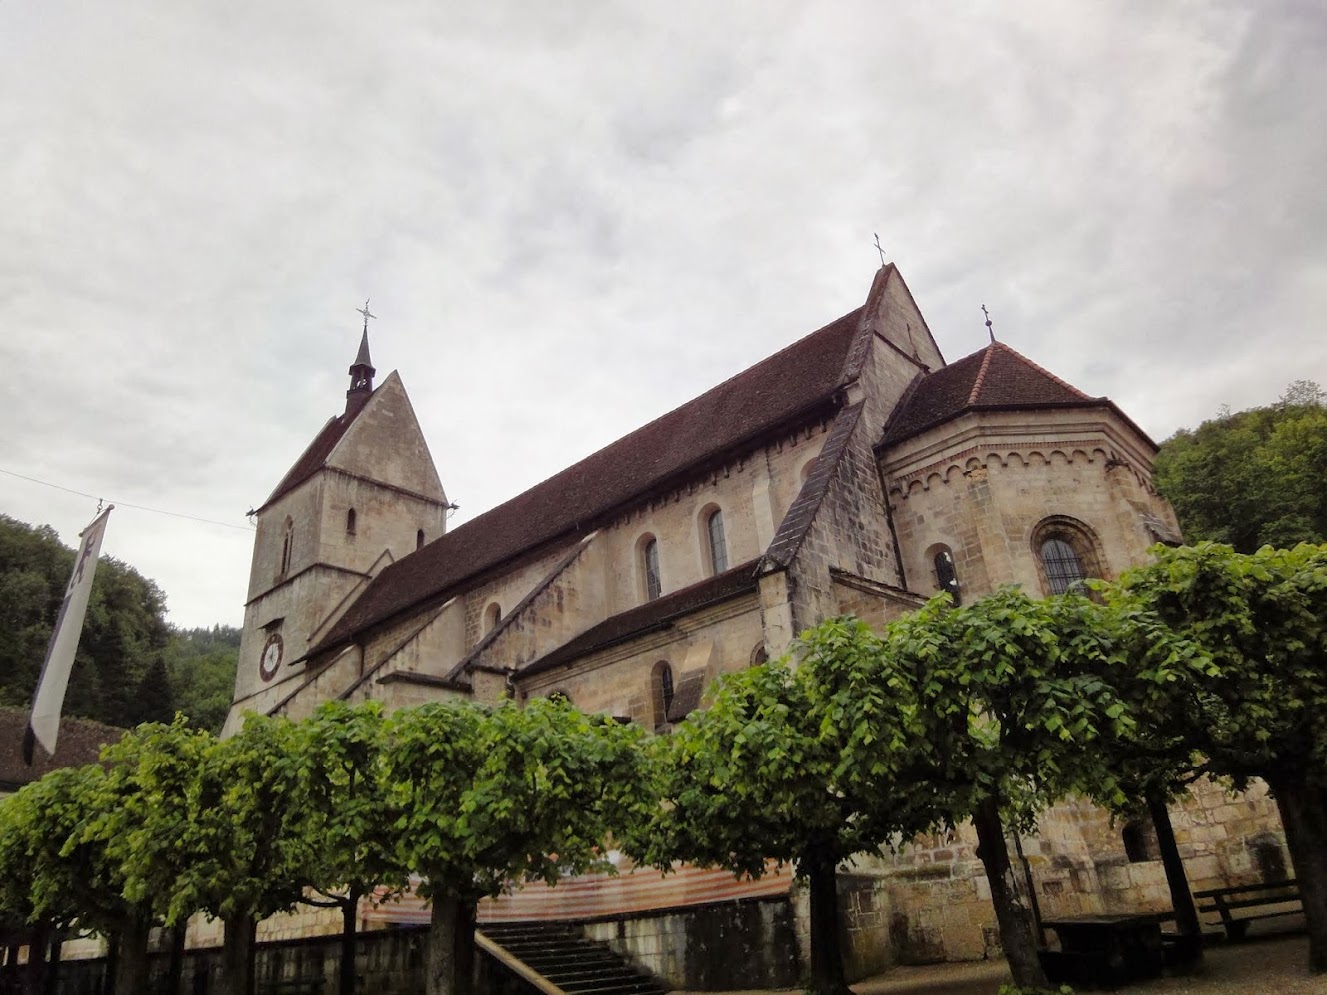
[102,932,119,995]
[112,910,152,995]
[167,923,187,995]
[1271,773,1327,973]
[453,899,476,995]
[22,920,50,995]
[339,887,362,995]
[1147,792,1202,939]
[43,926,63,995]
[425,896,467,995]
[219,914,257,995]
[802,844,851,995]
[973,795,1049,988]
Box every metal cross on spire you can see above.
[982,304,996,344]
[355,299,376,334]
[873,233,886,268]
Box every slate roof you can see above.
[0,708,125,792]
[879,341,1101,447]
[517,560,762,679]
[318,308,864,648]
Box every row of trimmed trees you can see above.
[1,542,1324,995]
[0,699,650,995]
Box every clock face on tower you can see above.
[260,632,284,682]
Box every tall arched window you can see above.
[705,508,728,575]
[641,536,662,601]
[1033,517,1102,595]
[279,518,294,577]
[416,528,425,549]
[484,602,502,632]
[346,508,357,535]
[652,661,675,732]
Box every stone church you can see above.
[224,265,1286,984]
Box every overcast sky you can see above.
[2,1,1324,629]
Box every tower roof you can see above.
[352,328,374,371]
[879,341,1121,447]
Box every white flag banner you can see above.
[24,506,113,763]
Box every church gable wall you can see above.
[325,372,446,503]
[246,476,327,602]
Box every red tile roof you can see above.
[318,308,863,649]
[258,402,371,513]
[879,341,1100,447]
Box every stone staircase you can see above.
[479,922,668,995]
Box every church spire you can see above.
[346,300,377,413]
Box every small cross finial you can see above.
[982,304,996,344]
[873,233,886,268]
[355,299,376,334]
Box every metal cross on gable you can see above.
[873,233,886,268]
[356,299,376,334]
[982,304,996,344]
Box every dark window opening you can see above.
[346,508,357,535]
[706,509,728,575]
[1041,537,1086,594]
[416,529,425,550]
[934,548,961,605]
[643,538,661,601]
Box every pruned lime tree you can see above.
[298,700,402,995]
[628,618,935,995]
[1109,541,1327,972]
[0,763,158,994]
[886,589,1210,990]
[385,697,649,995]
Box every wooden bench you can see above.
[1194,879,1302,940]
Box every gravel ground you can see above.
[671,934,1327,995]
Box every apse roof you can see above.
[879,341,1107,447]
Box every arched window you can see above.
[548,689,571,705]
[346,508,357,535]
[705,508,728,575]
[652,661,674,732]
[484,602,501,633]
[932,546,961,605]
[279,518,294,577]
[1033,517,1103,595]
[1122,818,1159,863]
[750,644,769,666]
[641,536,662,601]
[416,528,425,550]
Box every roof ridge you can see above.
[967,344,997,405]
[990,341,1094,401]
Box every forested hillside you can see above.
[1154,380,1326,552]
[0,514,238,732]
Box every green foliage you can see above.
[300,700,401,904]
[998,985,1074,995]
[0,763,134,933]
[1109,541,1327,784]
[0,512,239,732]
[886,588,1210,825]
[1155,386,1327,552]
[385,697,648,903]
[633,617,930,878]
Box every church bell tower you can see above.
[224,309,449,734]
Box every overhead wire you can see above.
[0,467,255,532]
